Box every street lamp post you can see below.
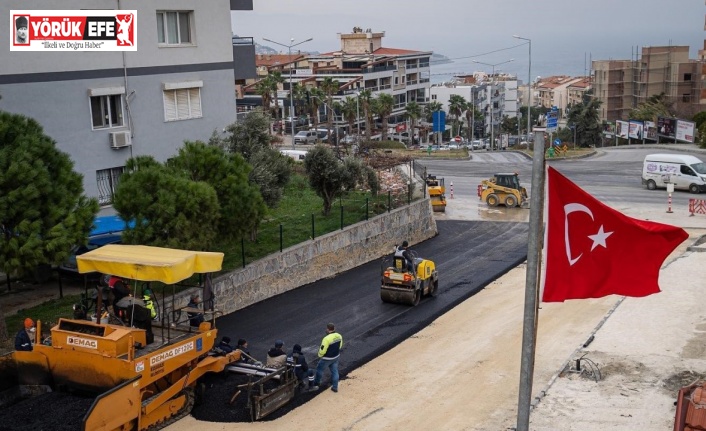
[513,35,532,144]
[473,59,513,151]
[512,34,536,431]
[263,36,313,149]
[572,123,577,149]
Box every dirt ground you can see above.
[164,232,705,431]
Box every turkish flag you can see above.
[542,167,688,302]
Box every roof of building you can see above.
[316,46,429,58]
[536,75,583,89]
[567,77,592,89]
[256,54,304,68]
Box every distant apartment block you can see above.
[1,0,253,206]
[592,46,705,123]
[535,75,590,116]
[247,28,432,131]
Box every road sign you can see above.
[432,111,446,133]
[553,139,562,146]
[546,111,558,132]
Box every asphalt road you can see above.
[420,146,706,211]
[213,220,529,380]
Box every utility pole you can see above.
[263,36,313,149]
[474,59,513,151]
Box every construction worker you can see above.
[314,323,343,393]
[287,344,318,392]
[15,318,35,351]
[142,288,157,320]
[266,340,287,368]
[186,293,204,327]
[394,241,415,274]
[108,275,130,307]
[218,336,234,353]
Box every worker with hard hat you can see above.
[15,318,35,351]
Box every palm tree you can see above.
[308,87,325,131]
[359,89,373,140]
[424,101,443,122]
[373,93,395,141]
[269,71,285,123]
[292,83,307,118]
[424,101,443,143]
[448,95,467,137]
[405,101,422,145]
[465,103,482,141]
[320,77,340,144]
[339,96,358,142]
[255,76,275,134]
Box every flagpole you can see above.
[516,127,547,430]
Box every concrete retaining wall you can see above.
[167,199,437,317]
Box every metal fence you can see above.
[231,189,421,268]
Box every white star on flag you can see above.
[588,225,613,251]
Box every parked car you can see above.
[342,135,360,145]
[294,130,317,145]
[58,215,129,279]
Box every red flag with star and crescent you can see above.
[542,166,688,302]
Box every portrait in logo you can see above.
[15,15,29,44]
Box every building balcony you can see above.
[362,65,397,74]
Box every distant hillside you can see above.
[431,53,452,65]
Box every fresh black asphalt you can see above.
[212,220,529,384]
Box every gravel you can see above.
[0,391,94,431]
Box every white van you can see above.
[642,154,706,193]
[280,149,308,161]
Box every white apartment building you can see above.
[277,29,432,130]
[1,0,252,206]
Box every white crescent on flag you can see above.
[564,203,614,266]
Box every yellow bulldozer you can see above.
[426,175,446,212]
[0,244,297,430]
[479,172,528,208]
[381,247,438,306]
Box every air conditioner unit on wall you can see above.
[109,131,132,149]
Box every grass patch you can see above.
[6,294,82,334]
[213,173,413,271]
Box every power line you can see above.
[429,42,526,65]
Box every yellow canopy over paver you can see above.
[77,244,224,284]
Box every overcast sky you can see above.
[232,0,704,79]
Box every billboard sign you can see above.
[602,122,615,137]
[644,121,657,140]
[615,120,629,139]
[628,120,643,140]
[657,117,676,139]
[676,120,695,143]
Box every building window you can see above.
[431,94,437,100]
[156,11,192,45]
[682,93,691,103]
[96,166,124,206]
[90,94,124,129]
[163,87,202,121]
[684,73,692,81]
